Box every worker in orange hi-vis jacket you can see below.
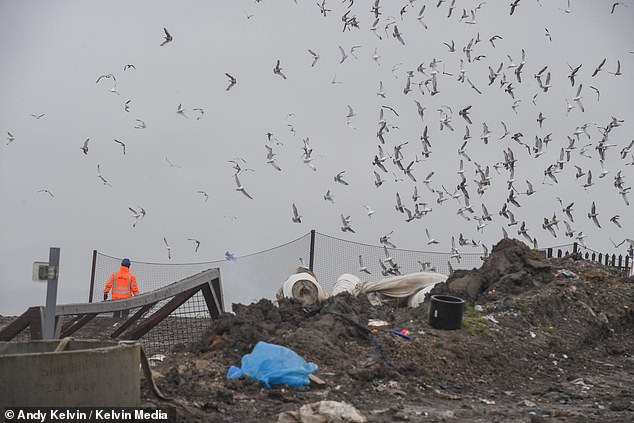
[103,258,139,300]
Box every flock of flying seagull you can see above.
[7,0,634,268]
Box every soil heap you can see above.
[143,238,634,422]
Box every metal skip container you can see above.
[0,339,140,407]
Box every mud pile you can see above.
[138,238,634,422]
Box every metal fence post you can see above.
[308,229,316,271]
[43,247,60,339]
[89,249,97,303]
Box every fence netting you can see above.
[87,231,631,353]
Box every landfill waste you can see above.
[363,271,448,307]
[277,400,367,423]
[332,273,363,297]
[555,269,579,279]
[277,268,328,305]
[227,341,318,388]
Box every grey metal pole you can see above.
[43,247,60,339]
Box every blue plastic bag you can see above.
[227,341,318,388]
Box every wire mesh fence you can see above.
[86,231,631,353]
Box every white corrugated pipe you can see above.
[332,273,363,297]
[276,272,329,305]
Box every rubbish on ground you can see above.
[571,377,593,390]
[227,341,318,388]
[367,319,390,327]
[480,398,496,405]
[332,273,363,297]
[529,331,536,338]
[148,354,166,366]
[518,399,536,407]
[276,268,328,305]
[474,305,484,312]
[556,269,578,279]
[308,374,326,385]
[389,329,412,340]
[277,400,367,423]
[362,272,448,307]
[484,315,499,324]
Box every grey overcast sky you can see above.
[1,1,633,316]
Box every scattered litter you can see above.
[386,380,400,389]
[529,331,536,338]
[484,315,499,324]
[148,354,166,367]
[571,377,593,391]
[556,269,579,279]
[389,329,412,340]
[227,341,318,388]
[277,400,367,423]
[480,398,496,405]
[367,319,390,327]
[518,399,536,407]
[474,305,484,312]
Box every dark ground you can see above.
[140,239,634,422]
[2,239,633,422]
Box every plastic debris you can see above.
[227,341,318,388]
[484,315,499,324]
[367,319,390,327]
[388,329,412,340]
[277,400,367,423]
[474,304,484,312]
[571,377,593,391]
[556,269,578,279]
[518,399,536,407]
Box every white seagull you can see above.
[234,174,253,199]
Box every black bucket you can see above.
[429,295,465,330]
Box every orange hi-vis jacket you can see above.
[104,266,139,300]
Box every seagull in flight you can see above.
[324,189,335,203]
[364,205,376,218]
[31,113,46,119]
[80,138,89,155]
[234,173,253,199]
[123,64,136,71]
[308,49,320,67]
[340,214,355,233]
[334,171,349,185]
[37,189,54,198]
[165,157,182,168]
[225,73,237,91]
[128,206,145,227]
[113,139,126,155]
[225,251,237,261]
[273,60,287,79]
[587,201,601,228]
[176,103,187,118]
[291,203,302,223]
[163,237,172,259]
[197,190,209,202]
[134,119,146,129]
[187,238,201,253]
[425,228,439,245]
[96,164,112,187]
[161,28,173,46]
[358,255,371,274]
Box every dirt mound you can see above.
[138,239,634,422]
[430,238,555,302]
